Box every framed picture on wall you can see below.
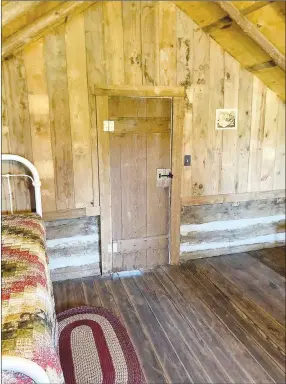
[215,108,237,130]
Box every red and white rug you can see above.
[57,306,143,384]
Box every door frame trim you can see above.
[95,90,184,274]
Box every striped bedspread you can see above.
[2,214,63,384]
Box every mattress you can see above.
[1,214,63,384]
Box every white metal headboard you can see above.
[1,154,42,217]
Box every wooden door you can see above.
[109,96,172,271]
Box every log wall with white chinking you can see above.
[1,1,285,275]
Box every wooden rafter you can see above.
[2,1,95,59]
[2,1,43,28]
[216,1,285,71]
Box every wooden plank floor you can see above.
[53,247,286,384]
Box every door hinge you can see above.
[103,120,114,132]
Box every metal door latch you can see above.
[158,172,173,179]
[157,169,172,187]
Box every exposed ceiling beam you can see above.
[216,1,285,72]
[2,1,95,59]
[2,2,62,40]
[2,1,43,28]
[239,2,270,16]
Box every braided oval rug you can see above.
[57,306,143,384]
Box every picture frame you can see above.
[215,108,238,130]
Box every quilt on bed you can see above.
[2,214,64,383]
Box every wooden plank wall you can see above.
[1,1,285,217]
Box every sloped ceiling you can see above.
[1,0,285,100]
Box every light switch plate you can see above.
[184,155,191,166]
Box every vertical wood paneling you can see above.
[96,95,112,273]
[236,68,253,193]
[2,1,285,217]
[170,97,184,264]
[220,53,240,194]
[3,55,32,211]
[207,39,224,195]
[141,1,159,85]
[176,9,194,87]
[191,27,210,196]
[177,9,194,199]
[274,101,286,190]
[2,80,12,212]
[121,134,147,239]
[65,13,93,208]
[158,1,177,86]
[84,2,107,87]
[248,77,266,192]
[260,90,279,191]
[44,25,74,210]
[103,1,125,85]
[84,2,106,207]
[110,135,122,241]
[122,1,142,86]
[23,39,56,213]
[147,133,170,236]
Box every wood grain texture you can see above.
[246,2,285,56]
[23,39,56,213]
[96,95,112,274]
[65,12,93,208]
[248,77,267,192]
[2,1,60,40]
[122,277,192,383]
[2,1,42,28]
[273,101,286,190]
[84,1,105,208]
[141,1,159,85]
[112,118,170,134]
[94,85,184,97]
[121,134,147,240]
[181,197,285,224]
[217,1,285,71]
[249,248,285,277]
[2,1,284,218]
[1,75,14,213]
[110,135,122,242]
[2,54,33,212]
[186,260,285,382]
[158,1,177,86]
[122,1,142,85]
[220,53,240,194]
[103,1,124,85]
[176,9,194,199]
[191,28,209,197]
[135,273,228,383]
[175,265,276,383]
[44,25,74,210]
[236,68,253,193]
[182,190,285,206]
[206,39,224,195]
[2,1,94,58]
[147,133,170,237]
[53,247,286,383]
[170,97,184,264]
[260,89,279,191]
[109,97,171,271]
